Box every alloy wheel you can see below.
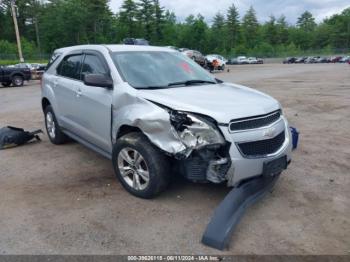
[117,147,150,191]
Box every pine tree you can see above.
[297,11,316,32]
[162,10,177,45]
[212,12,225,30]
[242,6,259,48]
[211,12,226,51]
[153,0,165,44]
[276,15,289,44]
[226,4,240,49]
[119,0,138,36]
[265,15,278,45]
[137,0,155,41]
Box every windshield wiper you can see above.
[168,79,217,87]
[134,79,218,90]
[134,85,169,90]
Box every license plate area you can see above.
[263,156,287,176]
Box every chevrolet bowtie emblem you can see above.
[263,127,276,138]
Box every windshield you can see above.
[111,51,216,89]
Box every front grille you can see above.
[237,131,285,157]
[229,110,281,132]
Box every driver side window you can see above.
[57,54,83,80]
[81,54,108,81]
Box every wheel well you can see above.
[117,125,142,139]
[11,73,24,79]
[42,98,51,112]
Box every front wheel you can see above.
[112,132,171,199]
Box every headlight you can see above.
[170,111,225,149]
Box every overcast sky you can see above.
[109,0,350,24]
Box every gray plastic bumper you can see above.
[202,174,280,250]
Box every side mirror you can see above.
[84,74,113,89]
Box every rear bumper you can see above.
[202,173,280,250]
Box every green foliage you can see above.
[226,4,240,50]
[241,6,259,48]
[0,0,349,58]
[297,11,317,32]
[21,37,38,57]
[0,40,17,54]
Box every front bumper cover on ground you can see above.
[202,173,280,250]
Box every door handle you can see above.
[76,88,82,98]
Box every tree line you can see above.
[0,0,349,59]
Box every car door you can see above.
[73,51,113,153]
[54,52,84,134]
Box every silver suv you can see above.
[42,45,292,199]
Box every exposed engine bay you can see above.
[169,110,231,184]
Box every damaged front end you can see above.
[168,110,231,184]
[112,89,232,185]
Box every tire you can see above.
[220,64,225,71]
[44,105,69,145]
[12,75,24,87]
[1,82,11,87]
[112,132,171,199]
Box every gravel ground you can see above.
[0,63,349,255]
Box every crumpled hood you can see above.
[137,83,280,123]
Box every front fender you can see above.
[112,86,186,155]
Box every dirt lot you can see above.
[0,64,349,255]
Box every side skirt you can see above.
[62,129,112,160]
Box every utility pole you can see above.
[34,18,41,57]
[10,0,24,62]
[33,1,42,58]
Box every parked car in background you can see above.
[205,54,226,71]
[316,57,328,63]
[217,55,228,64]
[283,57,296,64]
[247,57,258,64]
[123,38,149,45]
[182,49,206,67]
[304,56,318,63]
[13,63,33,69]
[13,63,47,80]
[0,64,31,87]
[256,58,264,64]
[227,57,238,65]
[236,56,249,64]
[179,48,189,52]
[248,57,264,64]
[295,57,307,63]
[339,56,350,63]
[31,64,47,80]
[328,56,342,63]
[165,46,179,51]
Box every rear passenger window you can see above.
[81,54,108,80]
[57,54,83,80]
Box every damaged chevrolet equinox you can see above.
[42,45,292,199]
